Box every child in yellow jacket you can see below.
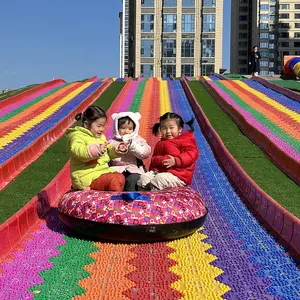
[66,105,125,191]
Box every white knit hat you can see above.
[112,111,141,142]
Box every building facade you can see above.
[119,0,223,78]
[231,0,300,75]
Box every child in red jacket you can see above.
[137,112,199,190]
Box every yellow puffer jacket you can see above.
[66,126,117,190]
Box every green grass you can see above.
[0,84,39,101]
[270,80,300,93]
[188,81,300,218]
[222,74,248,80]
[0,82,126,224]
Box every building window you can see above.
[282,51,290,57]
[260,14,269,20]
[279,13,289,19]
[260,23,269,29]
[203,14,215,32]
[279,32,289,38]
[270,6,275,14]
[202,40,215,57]
[269,43,274,49]
[239,15,248,21]
[239,6,248,13]
[281,42,289,47]
[201,64,214,75]
[260,70,269,75]
[260,61,268,67]
[239,33,248,39]
[181,40,194,57]
[182,0,195,7]
[296,23,300,28]
[141,0,154,7]
[140,65,153,78]
[163,0,177,7]
[181,65,194,76]
[260,51,269,58]
[163,65,176,77]
[295,13,300,19]
[238,68,247,74]
[260,42,269,48]
[295,42,300,47]
[163,14,177,32]
[239,24,248,30]
[141,40,154,57]
[238,59,247,64]
[269,52,275,58]
[260,4,269,10]
[296,4,300,9]
[163,40,176,57]
[295,51,300,55]
[279,23,289,28]
[182,14,195,32]
[260,33,269,38]
[238,50,247,56]
[295,32,300,38]
[269,33,275,39]
[141,14,154,32]
[239,41,247,47]
[203,0,216,7]
[279,4,290,9]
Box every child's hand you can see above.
[100,141,109,154]
[163,155,176,168]
[116,141,129,153]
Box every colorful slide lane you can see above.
[0,79,66,110]
[202,77,300,185]
[0,78,112,190]
[1,78,299,299]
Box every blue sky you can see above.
[0,1,230,90]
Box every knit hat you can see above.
[112,112,141,142]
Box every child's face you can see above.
[160,119,182,140]
[118,120,134,136]
[85,117,106,138]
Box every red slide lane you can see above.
[0,79,66,110]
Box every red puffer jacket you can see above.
[149,131,199,184]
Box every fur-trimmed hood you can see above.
[112,111,141,142]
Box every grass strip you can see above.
[188,81,300,218]
[270,80,300,93]
[0,82,126,224]
[0,84,39,101]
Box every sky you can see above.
[0,1,230,90]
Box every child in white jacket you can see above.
[109,112,151,191]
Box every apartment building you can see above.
[231,0,300,75]
[119,0,223,78]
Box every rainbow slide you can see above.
[202,76,300,185]
[0,77,299,299]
